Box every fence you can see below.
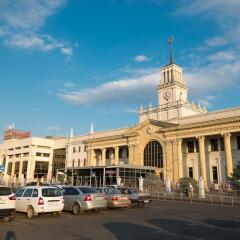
[150,190,240,207]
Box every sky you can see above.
[0,0,240,139]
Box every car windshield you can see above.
[130,188,141,193]
[0,187,12,196]
[78,187,98,194]
[42,188,62,197]
[104,188,121,195]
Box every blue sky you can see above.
[0,0,240,139]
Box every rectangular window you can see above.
[106,149,110,159]
[32,189,38,197]
[7,162,12,175]
[84,146,87,152]
[72,159,74,167]
[78,146,81,152]
[187,141,194,153]
[119,148,123,158]
[43,153,50,157]
[195,140,199,153]
[210,139,218,151]
[188,167,193,178]
[220,137,225,151]
[34,161,49,178]
[237,136,240,150]
[14,162,20,176]
[22,161,28,176]
[36,152,42,157]
[78,159,80,167]
[42,188,62,197]
[23,188,33,197]
[212,166,218,184]
[73,147,76,153]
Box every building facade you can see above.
[1,42,240,188]
[0,134,66,185]
[81,48,240,188]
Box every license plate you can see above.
[120,197,127,200]
[144,200,149,203]
[48,201,59,206]
[95,197,103,200]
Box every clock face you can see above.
[163,91,171,100]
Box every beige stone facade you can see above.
[82,58,240,187]
[1,52,240,187]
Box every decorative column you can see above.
[128,144,134,165]
[177,138,183,179]
[114,146,119,166]
[19,160,23,178]
[223,133,233,177]
[165,140,173,180]
[86,148,91,166]
[11,159,15,176]
[91,149,96,166]
[198,136,207,182]
[101,148,106,166]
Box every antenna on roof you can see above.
[168,36,174,64]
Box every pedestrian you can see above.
[189,183,194,197]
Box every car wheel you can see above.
[26,206,34,219]
[3,216,11,222]
[72,203,81,215]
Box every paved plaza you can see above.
[0,201,240,240]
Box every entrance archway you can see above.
[144,140,163,168]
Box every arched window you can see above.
[144,141,163,168]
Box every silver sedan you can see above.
[95,187,131,209]
[61,186,107,214]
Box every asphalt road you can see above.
[0,201,240,240]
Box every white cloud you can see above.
[46,126,61,131]
[63,82,76,88]
[0,0,72,56]
[58,68,160,106]
[60,47,73,56]
[185,61,240,98]
[176,0,240,48]
[125,108,138,113]
[6,33,64,52]
[57,58,240,107]
[0,0,67,30]
[208,50,237,62]
[134,55,150,62]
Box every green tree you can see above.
[228,161,240,189]
[179,177,198,193]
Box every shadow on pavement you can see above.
[202,219,240,230]
[103,222,187,240]
[5,231,17,240]
[147,218,240,240]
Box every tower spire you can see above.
[168,36,174,64]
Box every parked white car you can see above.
[15,186,64,219]
[0,185,16,222]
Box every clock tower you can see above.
[158,37,188,106]
[139,37,206,123]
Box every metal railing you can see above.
[150,190,240,207]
